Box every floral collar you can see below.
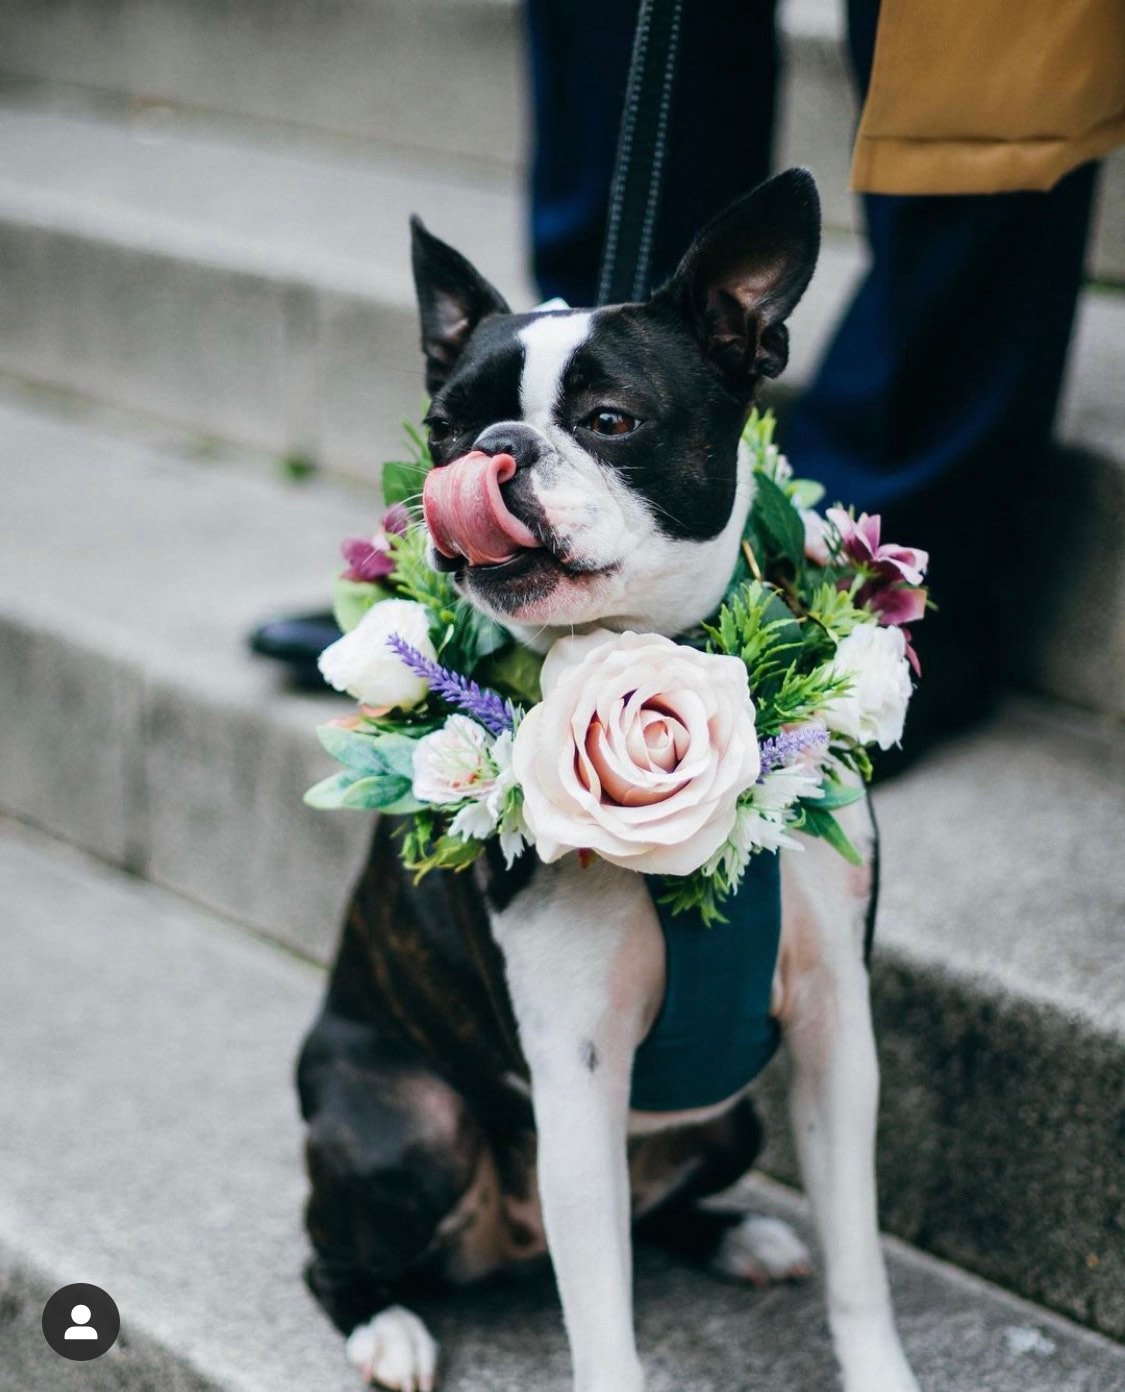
[307,412,928,923]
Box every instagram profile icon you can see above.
[42,1283,120,1361]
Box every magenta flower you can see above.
[825,508,928,672]
[825,508,928,586]
[340,503,411,582]
[866,582,928,627]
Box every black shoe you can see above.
[248,610,341,690]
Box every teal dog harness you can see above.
[631,852,783,1112]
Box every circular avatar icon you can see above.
[42,1283,120,1361]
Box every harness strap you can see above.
[631,852,783,1112]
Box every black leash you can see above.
[596,0,684,306]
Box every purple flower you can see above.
[826,509,928,586]
[826,507,928,664]
[340,504,412,582]
[759,723,828,774]
[866,583,928,628]
[386,634,515,735]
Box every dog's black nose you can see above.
[473,422,544,470]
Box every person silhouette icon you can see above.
[43,1283,118,1360]
[64,1305,98,1340]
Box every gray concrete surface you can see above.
[0,389,373,961]
[0,97,1122,486]
[755,699,1125,1337]
[0,0,1121,282]
[3,821,1124,1392]
[0,100,529,475]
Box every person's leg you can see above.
[788,0,1100,746]
[526,0,780,306]
[788,170,1099,518]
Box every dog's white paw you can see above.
[710,1214,814,1287]
[345,1306,439,1391]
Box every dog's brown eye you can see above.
[586,410,639,437]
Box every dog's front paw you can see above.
[345,1306,439,1392]
[710,1214,814,1287]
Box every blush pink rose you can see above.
[511,630,761,875]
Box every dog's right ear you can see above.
[655,168,820,389]
[410,216,511,394]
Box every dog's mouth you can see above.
[423,451,542,569]
[422,451,609,609]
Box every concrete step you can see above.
[0,0,1121,283]
[0,99,534,481]
[0,387,1122,1338]
[0,98,1120,625]
[5,820,1125,1392]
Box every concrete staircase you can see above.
[5,822,1125,1391]
[0,0,1122,1386]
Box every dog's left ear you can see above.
[411,215,512,394]
[656,167,820,385]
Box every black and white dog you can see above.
[297,169,921,1392]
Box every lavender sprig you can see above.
[387,634,515,735]
[759,722,828,773]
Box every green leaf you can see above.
[303,771,361,809]
[751,471,806,567]
[441,604,508,672]
[339,773,419,811]
[789,478,825,509]
[382,458,428,510]
[304,762,423,812]
[367,732,422,782]
[404,831,484,876]
[815,779,865,812]
[332,577,386,634]
[478,643,545,705]
[316,726,420,782]
[798,803,864,865]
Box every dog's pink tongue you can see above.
[423,451,541,566]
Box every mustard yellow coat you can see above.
[850,0,1125,194]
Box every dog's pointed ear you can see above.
[411,216,511,394]
[657,168,820,385]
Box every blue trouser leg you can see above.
[786,0,1100,731]
[525,0,780,306]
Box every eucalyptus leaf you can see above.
[316,726,420,782]
[381,789,427,815]
[339,772,416,810]
[303,771,361,810]
[332,577,385,634]
[368,732,422,782]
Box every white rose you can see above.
[825,623,913,750]
[318,598,435,710]
[511,630,761,876]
